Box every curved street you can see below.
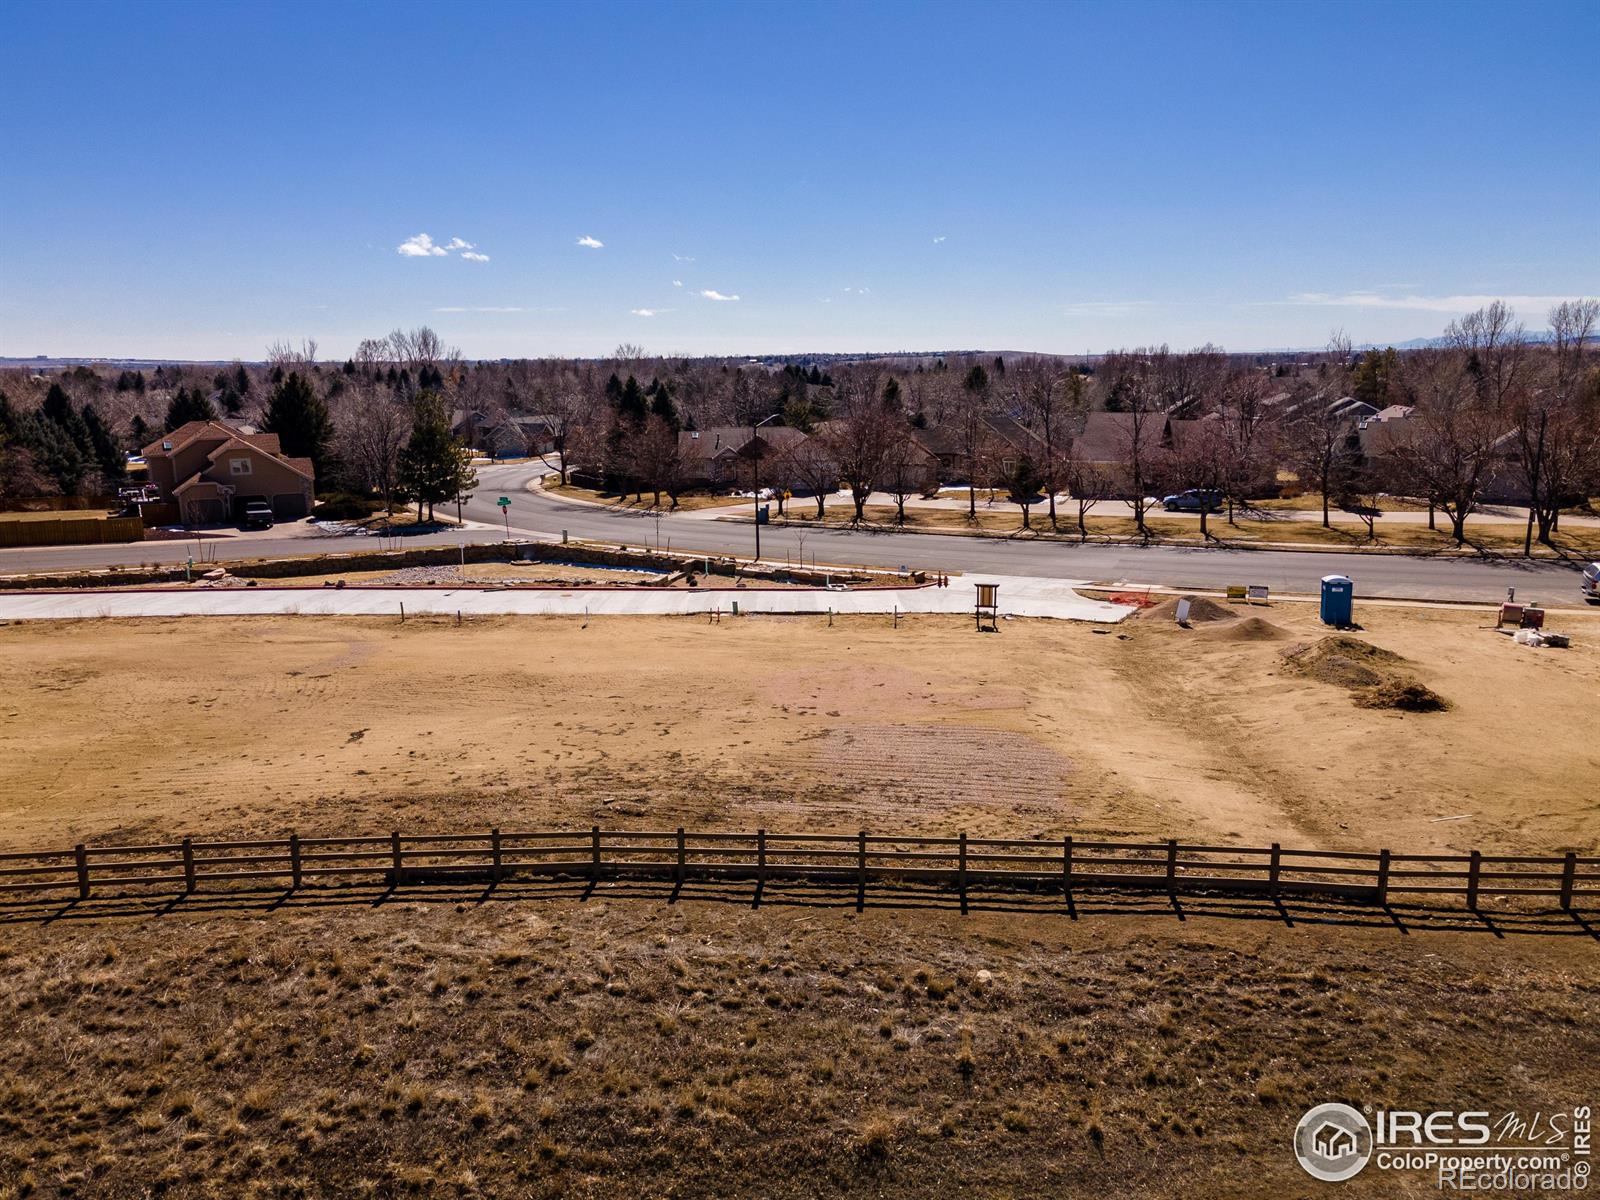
[461,463,1587,605]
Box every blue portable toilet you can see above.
[756,503,770,525]
[1320,574,1353,626]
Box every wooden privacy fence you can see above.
[0,515,143,547]
[0,829,1594,912]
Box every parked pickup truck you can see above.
[240,500,275,530]
[1162,488,1223,513]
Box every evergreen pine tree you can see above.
[80,403,124,481]
[261,372,336,476]
[165,387,217,431]
[396,391,477,522]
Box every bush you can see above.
[311,492,383,520]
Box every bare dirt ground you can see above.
[0,609,1596,1198]
[0,605,1594,856]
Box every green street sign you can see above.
[497,496,511,507]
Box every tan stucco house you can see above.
[141,420,315,525]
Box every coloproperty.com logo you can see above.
[1294,1102,1592,1191]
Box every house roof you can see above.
[678,425,809,463]
[142,420,282,459]
[1075,411,1169,463]
[980,412,1042,451]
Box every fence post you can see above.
[591,826,602,882]
[1560,851,1577,911]
[390,831,403,882]
[490,828,503,883]
[289,833,302,890]
[957,832,968,899]
[181,837,196,895]
[856,831,867,913]
[1166,839,1179,894]
[756,829,766,885]
[74,843,90,900]
[1376,849,1392,907]
[676,827,686,885]
[1467,850,1481,910]
[1063,835,1073,894]
[1269,842,1281,895]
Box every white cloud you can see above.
[698,289,740,302]
[631,308,674,317]
[933,235,947,244]
[1059,299,1160,317]
[576,235,604,249]
[399,233,489,260]
[1288,291,1575,314]
[398,233,448,257]
[842,286,871,295]
[433,306,525,313]
[672,253,695,262]
[672,280,683,288]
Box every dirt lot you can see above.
[0,608,1596,1198]
[0,604,1594,856]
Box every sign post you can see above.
[974,582,999,632]
[496,496,511,539]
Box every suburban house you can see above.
[1072,411,1176,497]
[909,412,1044,481]
[676,425,811,489]
[141,420,315,524]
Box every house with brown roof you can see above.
[910,412,1043,482]
[141,420,315,525]
[676,425,811,489]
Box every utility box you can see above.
[1320,574,1354,627]
[1520,607,1545,630]
[1497,602,1524,628]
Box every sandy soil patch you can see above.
[0,605,1593,857]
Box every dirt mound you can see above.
[1283,635,1403,678]
[1283,636,1448,711]
[1356,678,1451,712]
[1204,616,1287,642]
[1136,595,1238,625]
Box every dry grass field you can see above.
[775,504,1600,555]
[0,604,1594,856]
[0,606,1596,1198]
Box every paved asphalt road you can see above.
[2,460,1589,605]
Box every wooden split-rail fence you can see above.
[0,829,1593,913]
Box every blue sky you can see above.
[1,0,1596,360]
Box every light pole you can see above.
[752,413,779,561]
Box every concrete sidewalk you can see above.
[0,574,1133,623]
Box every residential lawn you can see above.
[775,505,1600,555]
[546,481,743,512]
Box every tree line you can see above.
[1,304,1595,551]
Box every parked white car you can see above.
[1582,561,1600,603]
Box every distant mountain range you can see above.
[0,331,1568,370]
